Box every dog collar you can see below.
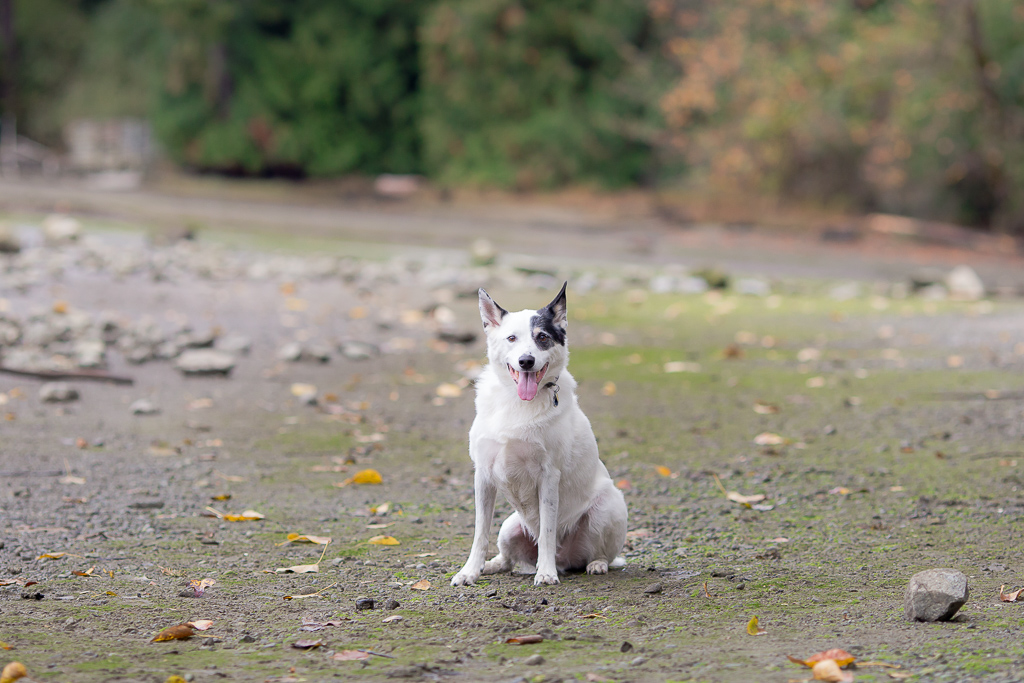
[544,376,560,407]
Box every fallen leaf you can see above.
[727,491,766,505]
[580,613,606,619]
[436,383,462,398]
[0,662,27,683]
[292,639,324,650]
[829,487,851,496]
[664,361,701,373]
[410,579,431,591]
[0,641,10,650]
[188,619,213,631]
[332,650,371,661]
[654,465,674,477]
[210,493,232,501]
[275,563,320,574]
[366,522,394,529]
[151,624,195,642]
[746,615,766,635]
[276,533,332,546]
[888,673,914,680]
[186,578,216,597]
[1000,585,1024,602]
[290,383,317,399]
[368,535,400,546]
[811,659,854,682]
[382,615,404,623]
[754,432,784,446]
[806,376,827,388]
[506,635,544,645]
[753,401,779,414]
[371,501,391,515]
[337,468,383,487]
[205,507,265,522]
[615,479,631,491]
[37,552,81,560]
[73,566,95,577]
[789,649,857,668]
[602,381,617,396]
[148,445,180,457]
[354,432,385,443]
[58,475,86,485]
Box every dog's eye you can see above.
[537,332,548,341]
[506,335,516,343]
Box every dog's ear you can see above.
[543,281,568,329]
[478,288,508,330]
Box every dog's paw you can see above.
[451,569,480,586]
[586,560,609,575]
[533,571,560,586]
[481,558,509,575]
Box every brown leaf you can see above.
[999,585,1023,602]
[812,659,854,682]
[291,639,324,650]
[73,566,95,577]
[275,563,320,574]
[332,650,371,661]
[790,649,857,668]
[506,635,544,645]
[151,624,195,643]
[410,579,431,591]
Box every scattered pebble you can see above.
[174,349,236,376]
[130,399,160,415]
[524,654,544,666]
[643,583,663,595]
[39,382,79,403]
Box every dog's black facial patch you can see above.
[530,309,565,349]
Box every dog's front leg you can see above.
[451,466,497,586]
[534,466,561,585]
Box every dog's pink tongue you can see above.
[517,371,539,401]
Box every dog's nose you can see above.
[518,355,535,370]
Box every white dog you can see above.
[451,283,628,587]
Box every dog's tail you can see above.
[609,556,626,569]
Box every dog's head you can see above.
[478,282,568,402]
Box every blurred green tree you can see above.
[147,0,426,176]
[420,0,668,189]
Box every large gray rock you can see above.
[174,349,235,376]
[904,568,969,622]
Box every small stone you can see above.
[355,597,375,610]
[620,641,633,653]
[946,265,985,301]
[21,590,44,600]
[643,583,663,595]
[630,656,647,666]
[385,598,400,610]
[524,654,544,666]
[215,334,252,355]
[339,341,379,361]
[39,382,79,403]
[174,349,235,376]
[130,399,160,415]
[239,634,256,643]
[42,214,82,244]
[904,568,969,622]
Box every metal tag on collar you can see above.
[551,383,560,407]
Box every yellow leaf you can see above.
[338,468,383,487]
[0,641,11,650]
[166,677,188,683]
[655,465,672,477]
[0,662,28,683]
[368,535,400,546]
[601,381,617,396]
[211,493,232,501]
[410,579,431,590]
[277,533,332,546]
[220,509,265,522]
[746,615,766,635]
[151,624,195,643]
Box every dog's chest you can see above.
[485,438,545,514]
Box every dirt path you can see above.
[1,204,1024,682]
